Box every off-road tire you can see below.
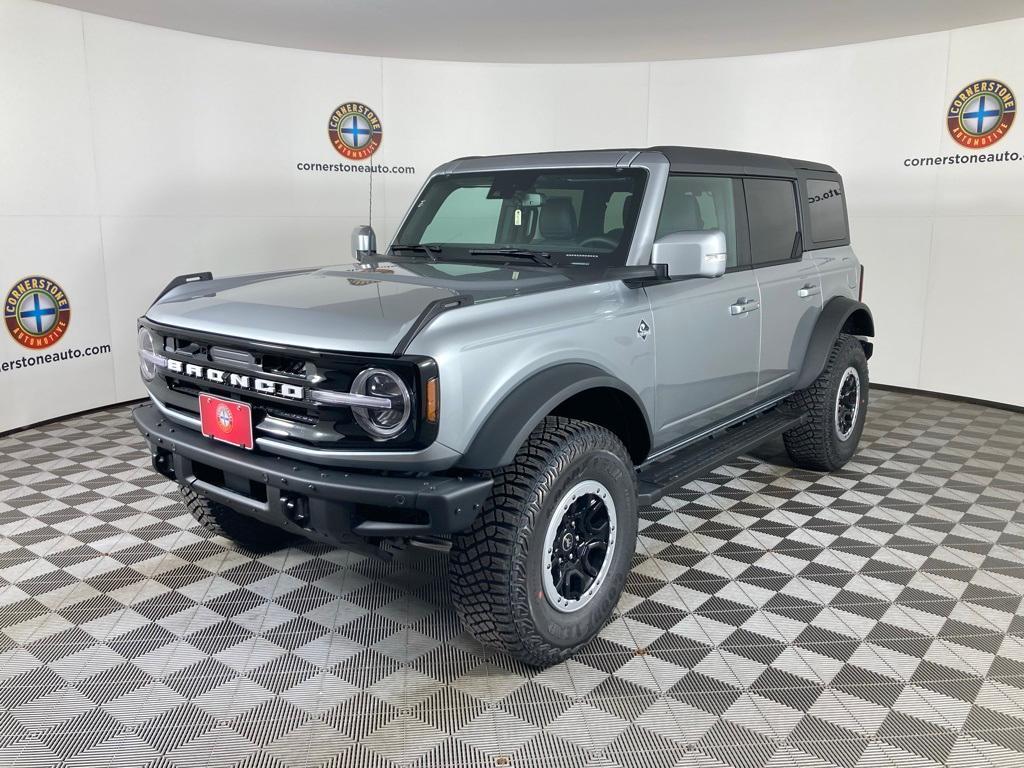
[783,333,868,471]
[181,485,294,553]
[449,417,638,667]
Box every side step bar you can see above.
[636,407,808,505]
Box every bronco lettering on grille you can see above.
[166,359,304,400]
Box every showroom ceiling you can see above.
[41,0,1024,63]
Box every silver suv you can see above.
[134,147,874,666]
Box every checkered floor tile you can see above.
[2,389,1024,767]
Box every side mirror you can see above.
[651,230,728,279]
[351,225,378,262]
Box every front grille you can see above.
[164,335,203,356]
[262,355,308,377]
[167,380,202,397]
[264,404,318,425]
[166,378,319,427]
[144,322,434,451]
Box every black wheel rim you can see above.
[834,367,861,441]
[543,480,617,612]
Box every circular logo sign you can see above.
[4,276,71,349]
[216,404,234,432]
[328,102,382,160]
[947,79,1016,148]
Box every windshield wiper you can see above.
[390,243,443,261]
[467,248,554,266]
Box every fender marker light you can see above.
[426,377,439,424]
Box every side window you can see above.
[656,176,739,268]
[744,178,799,266]
[420,186,502,243]
[806,179,848,242]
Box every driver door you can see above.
[647,176,761,448]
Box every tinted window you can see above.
[656,176,739,268]
[806,179,847,242]
[744,178,799,266]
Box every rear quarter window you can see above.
[806,179,848,242]
[744,178,799,266]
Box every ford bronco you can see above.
[134,147,873,666]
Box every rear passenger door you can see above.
[646,176,761,447]
[744,178,822,400]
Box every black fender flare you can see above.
[795,296,875,390]
[457,363,652,470]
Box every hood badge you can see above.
[637,320,651,341]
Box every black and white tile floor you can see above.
[2,389,1024,768]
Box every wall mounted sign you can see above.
[4,276,71,350]
[328,102,383,160]
[947,79,1016,148]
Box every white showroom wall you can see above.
[1,0,1022,432]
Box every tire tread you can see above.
[449,416,635,666]
[181,486,293,552]
[783,333,867,471]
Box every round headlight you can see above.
[350,368,411,439]
[137,327,160,381]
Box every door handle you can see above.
[729,298,760,316]
[797,284,821,298]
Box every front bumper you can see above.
[133,402,492,549]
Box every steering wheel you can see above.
[578,235,618,249]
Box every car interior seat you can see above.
[605,193,640,241]
[537,197,578,243]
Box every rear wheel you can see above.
[449,417,638,667]
[783,333,868,471]
[181,485,294,553]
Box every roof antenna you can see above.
[354,162,378,270]
[368,161,374,232]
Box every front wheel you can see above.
[783,333,869,471]
[448,417,638,667]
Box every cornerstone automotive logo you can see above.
[216,403,235,433]
[328,102,382,160]
[947,79,1016,148]
[297,103,414,175]
[904,78,1022,168]
[4,276,70,349]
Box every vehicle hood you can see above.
[145,261,574,354]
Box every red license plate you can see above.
[198,394,254,450]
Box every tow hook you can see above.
[281,494,310,526]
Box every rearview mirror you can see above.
[651,230,727,279]
[351,225,377,262]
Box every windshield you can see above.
[392,168,647,268]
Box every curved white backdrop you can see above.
[2,0,1022,431]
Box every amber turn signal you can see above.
[425,377,439,423]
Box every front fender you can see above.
[457,363,651,470]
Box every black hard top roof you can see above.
[650,146,837,176]
[447,146,838,178]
